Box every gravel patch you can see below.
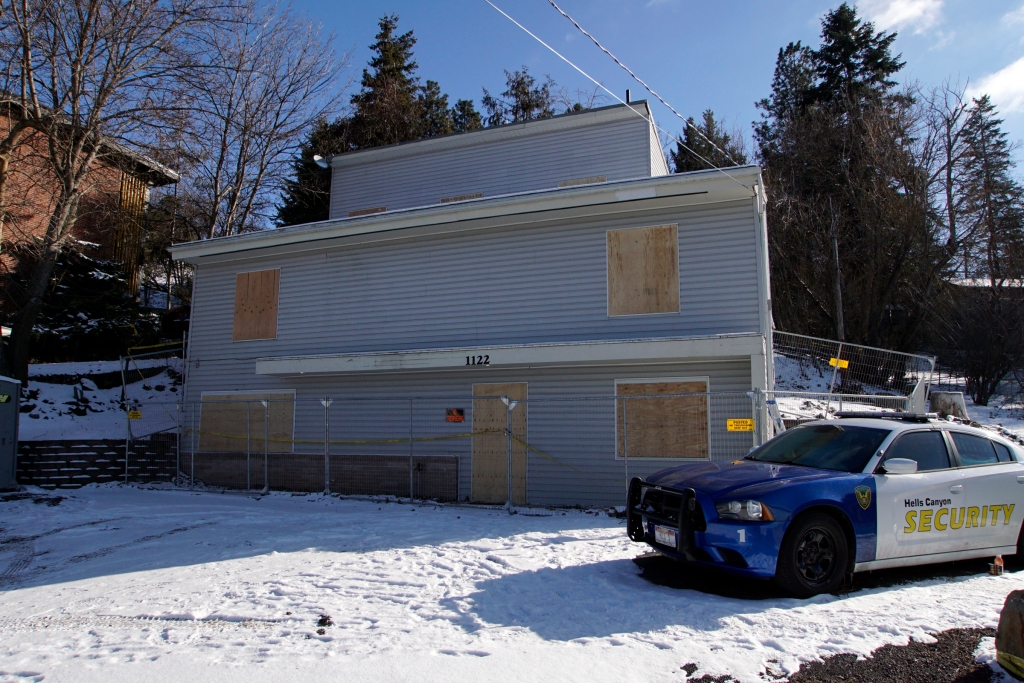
[788,627,997,683]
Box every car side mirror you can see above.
[882,458,918,475]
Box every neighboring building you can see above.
[0,107,179,294]
[171,101,773,507]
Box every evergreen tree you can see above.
[451,99,483,133]
[670,109,747,173]
[809,3,904,107]
[418,80,454,138]
[755,3,930,350]
[349,14,424,148]
[481,67,556,126]
[276,118,353,226]
[5,242,161,363]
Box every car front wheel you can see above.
[775,512,849,598]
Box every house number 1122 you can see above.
[465,355,489,366]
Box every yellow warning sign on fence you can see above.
[829,357,850,369]
[727,418,755,432]
[127,410,142,420]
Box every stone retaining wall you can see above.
[17,437,177,489]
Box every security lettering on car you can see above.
[625,416,1024,597]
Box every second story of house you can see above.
[328,101,669,220]
[172,165,770,369]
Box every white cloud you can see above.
[860,0,944,34]
[1004,3,1024,26]
[968,56,1024,114]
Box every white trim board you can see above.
[255,334,765,377]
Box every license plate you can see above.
[654,525,677,547]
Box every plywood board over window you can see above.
[233,269,280,341]
[616,379,708,459]
[607,224,679,316]
[199,392,295,453]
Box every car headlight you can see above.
[715,499,774,522]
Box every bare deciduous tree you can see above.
[0,0,214,380]
[180,0,347,240]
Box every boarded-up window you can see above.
[607,225,679,316]
[233,269,279,341]
[199,392,294,453]
[616,379,708,459]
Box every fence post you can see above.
[622,396,629,492]
[825,342,844,416]
[175,401,181,487]
[246,402,251,491]
[261,399,269,495]
[190,403,196,491]
[408,398,414,501]
[323,398,332,496]
[505,396,512,511]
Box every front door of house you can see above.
[472,383,527,505]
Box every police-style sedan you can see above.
[626,415,1024,597]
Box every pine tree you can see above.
[418,80,454,138]
[5,242,161,362]
[451,99,483,133]
[481,67,556,126]
[755,3,932,350]
[809,3,904,107]
[276,118,353,226]
[349,14,424,148]
[670,110,747,173]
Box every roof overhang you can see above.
[171,165,762,264]
[254,333,766,378]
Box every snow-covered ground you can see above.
[0,486,1020,683]
[21,359,181,441]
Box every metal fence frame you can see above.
[772,331,936,412]
[122,391,762,506]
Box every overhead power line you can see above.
[545,0,743,169]
[482,0,752,191]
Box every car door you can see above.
[874,429,969,560]
[947,431,1024,551]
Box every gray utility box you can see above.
[0,376,20,490]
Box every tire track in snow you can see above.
[0,613,288,635]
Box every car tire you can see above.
[774,512,849,598]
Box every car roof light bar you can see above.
[833,411,938,423]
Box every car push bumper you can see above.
[626,477,782,579]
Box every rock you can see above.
[996,590,1024,680]
[929,391,969,420]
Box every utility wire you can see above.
[483,0,752,191]
[546,0,743,169]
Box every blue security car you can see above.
[626,414,1024,597]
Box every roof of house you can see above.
[170,164,763,264]
[0,99,178,186]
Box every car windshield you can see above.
[746,424,891,472]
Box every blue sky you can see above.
[290,0,1024,161]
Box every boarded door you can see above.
[616,380,708,459]
[199,392,295,453]
[472,383,527,504]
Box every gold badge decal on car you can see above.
[855,485,872,510]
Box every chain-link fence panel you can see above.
[773,331,934,397]
[169,392,762,508]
